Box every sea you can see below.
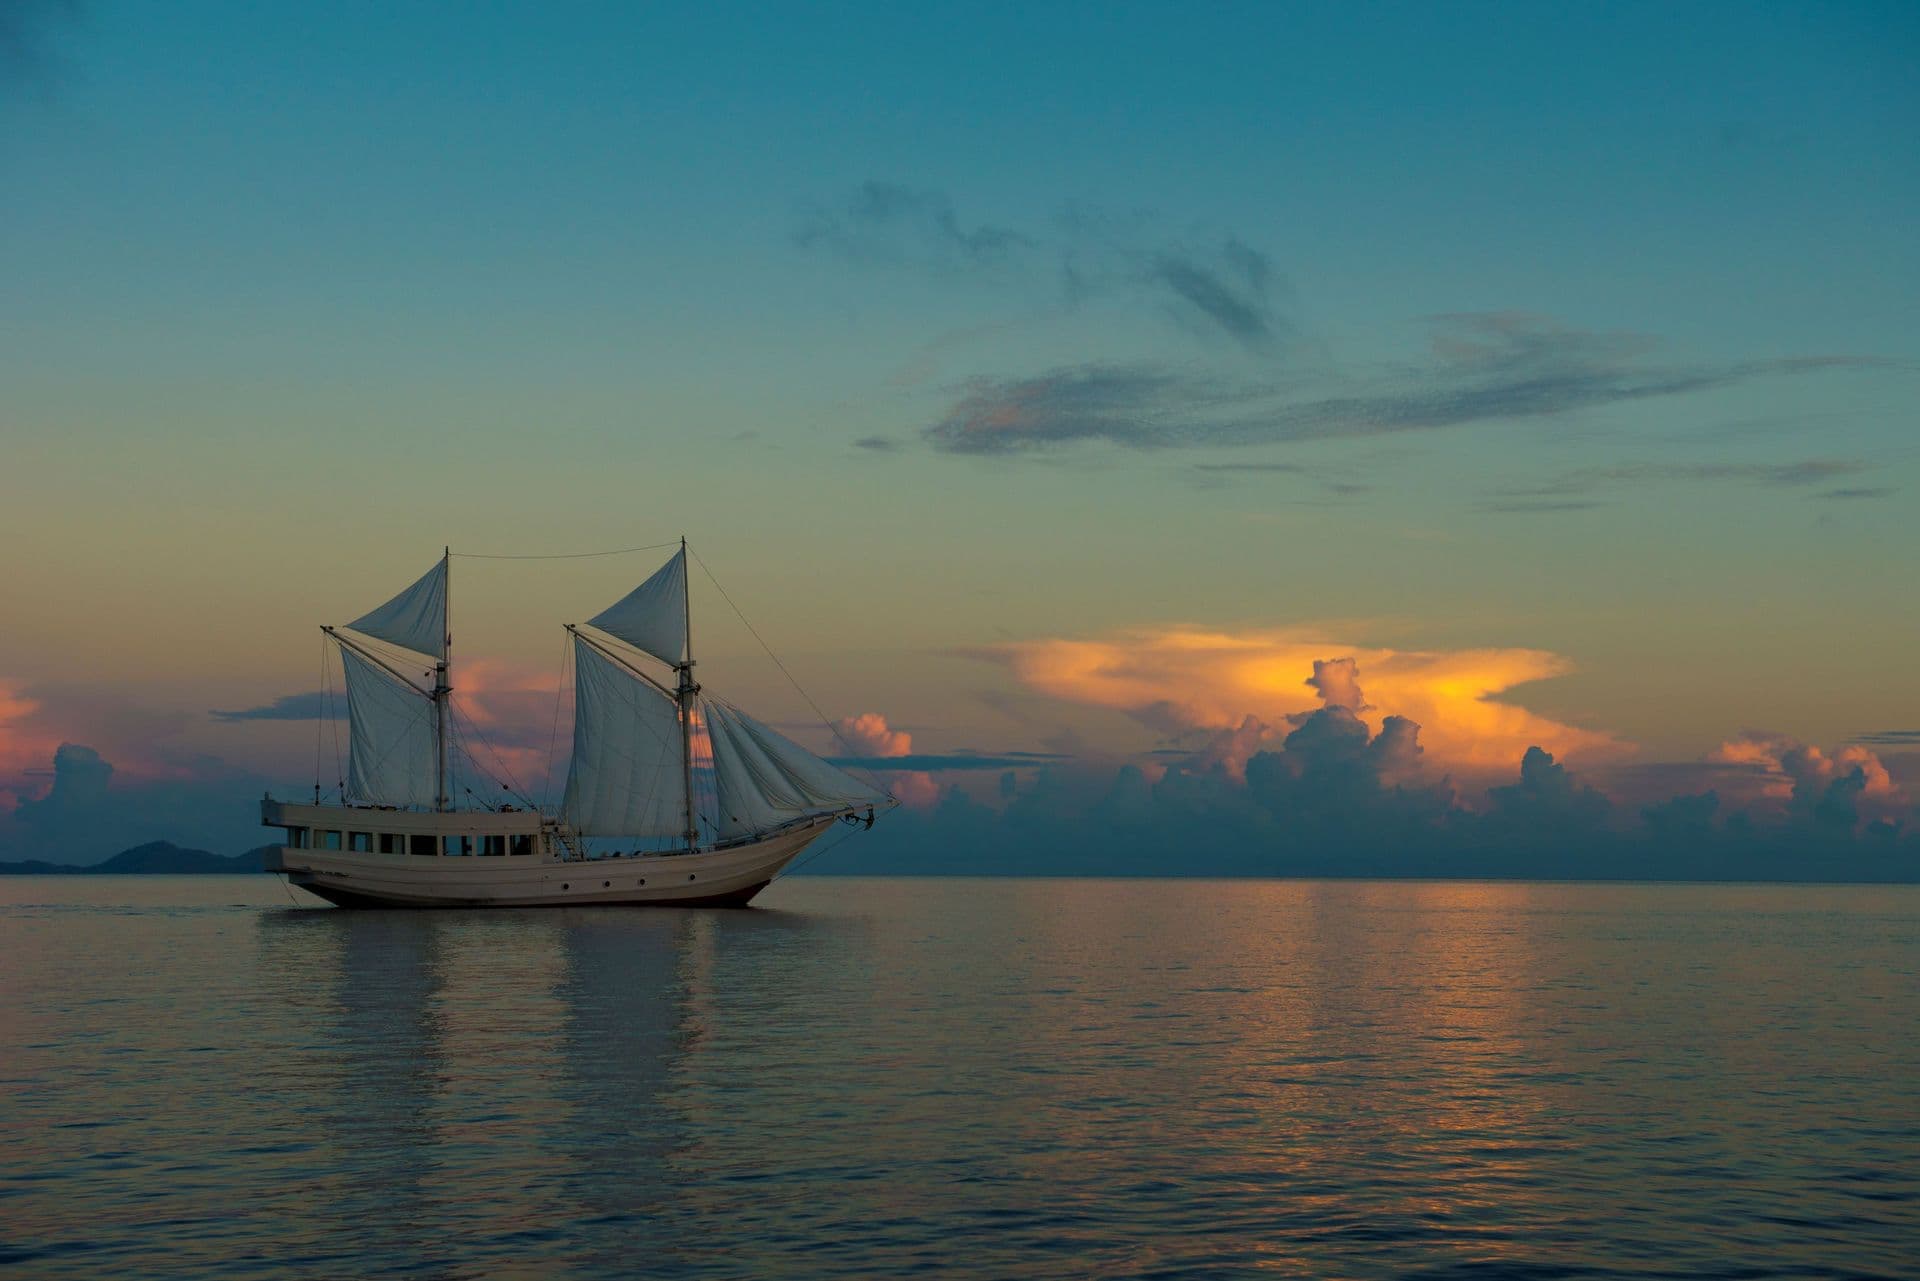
[3,876,1916,1279]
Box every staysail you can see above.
[705,700,886,840]
[586,547,687,668]
[561,634,689,837]
[339,647,437,807]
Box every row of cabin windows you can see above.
[283,828,533,857]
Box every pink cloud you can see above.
[833,711,912,758]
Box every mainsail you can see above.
[586,546,687,668]
[561,634,688,837]
[339,647,437,807]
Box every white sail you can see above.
[586,547,687,668]
[705,700,885,839]
[562,635,688,838]
[339,645,437,808]
[346,557,447,659]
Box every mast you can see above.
[676,537,698,852]
[435,546,451,812]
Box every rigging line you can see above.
[335,668,440,803]
[688,547,896,800]
[447,698,537,809]
[314,634,327,798]
[779,820,861,881]
[326,638,347,802]
[541,631,570,811]
[450,542,680,561]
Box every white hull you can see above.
[264,810,838,908]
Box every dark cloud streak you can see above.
[210,691,328,723]
[922,315,1878,456]
[797,181,1284,349]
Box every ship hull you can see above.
[264,819,833,909]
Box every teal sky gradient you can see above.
[2,1,1916,798]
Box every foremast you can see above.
[675,536,699,852]
[435,546,451,812]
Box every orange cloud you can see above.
[833,711,912,758]
[995,626,1626,779]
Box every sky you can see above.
[1,1,1916,871]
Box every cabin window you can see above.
[377,833,399,854]
[348,832,372,853]
[510,834,533,857]
[410,834,437,856]
[319,830,342,850]
[443,835,473,857]
[283,827,308,848]
[481,835,506,856]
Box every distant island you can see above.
[0,841,274,875]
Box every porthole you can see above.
[639,878,646,886]
[688,873,696,881]
[562,882,570,890]
[602,880,610,888]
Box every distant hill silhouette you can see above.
[0,841,274,875]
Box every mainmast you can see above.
[434,546,451,812]
[676,537,698,852]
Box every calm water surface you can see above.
[3,876,1916,1278]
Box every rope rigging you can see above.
[687,545,897,803]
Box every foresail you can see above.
[705,700,885,840]
[586,547,687,667]
[339,645,438,808]
[561,634,688,838]
[346,557,447,659]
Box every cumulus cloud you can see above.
[833,712,912,758]
[992,626,1625,779]
[1,741,273,864]
[922,315,1874,456]
[1305,657,1369,712]
[1709,731,1906,826]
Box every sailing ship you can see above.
[262,541,893,907]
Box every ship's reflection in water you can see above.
[2,877,1913,1277]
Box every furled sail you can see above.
[346,557,447,659]
[562,634,688,838]
[586,547,687,668]
[705,700,886,839]
[338,646,437,808]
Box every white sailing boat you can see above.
[262,541,893,907]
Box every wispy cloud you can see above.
[1853,729,1920,747]
[794,181,1034,269]
[922,314,1877,456]
[210,691,329,723]
[1145,239,1280,347]
[1819,486,1894,501]
[1488,459,1867,501]
[797,181,1284,350]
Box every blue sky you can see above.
[1,1,1916,866]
